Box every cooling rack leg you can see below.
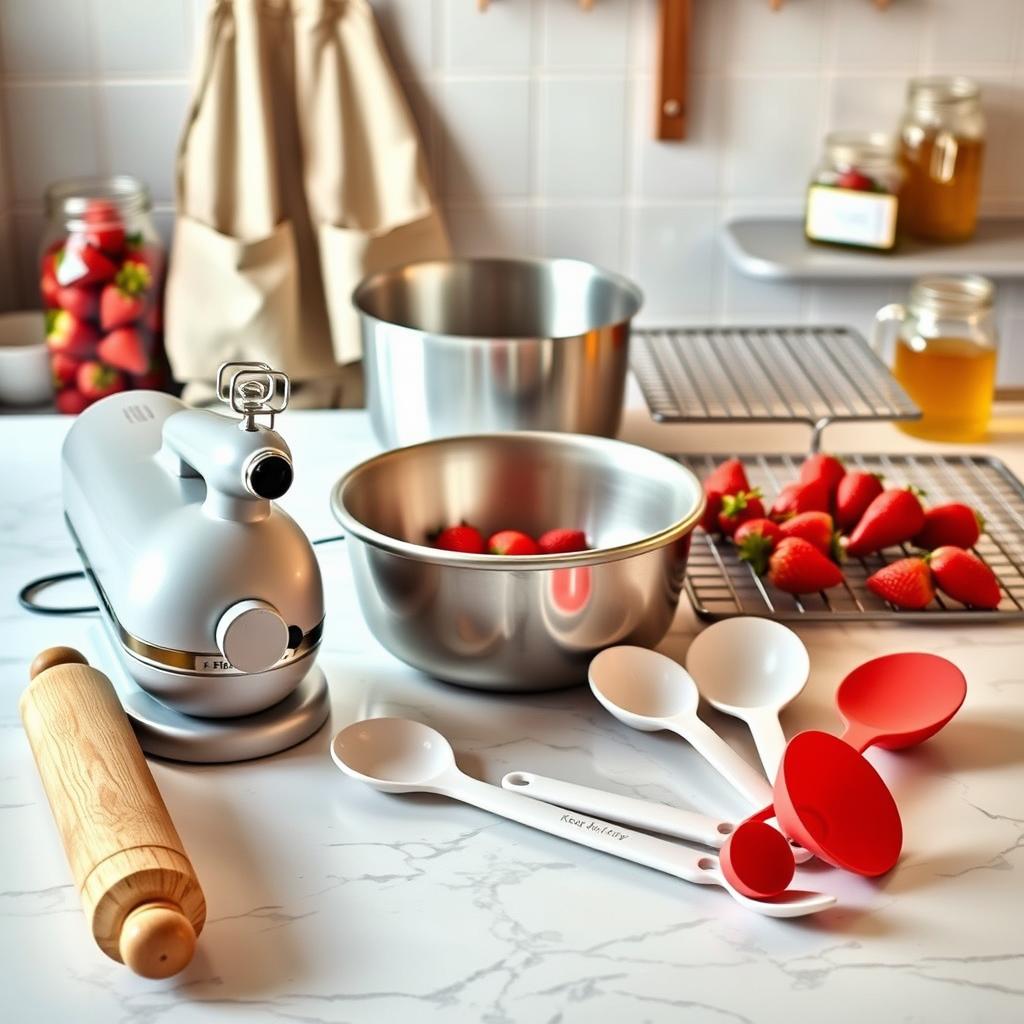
[809,418,832,454]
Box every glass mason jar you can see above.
[805,132,903,251]
[874,275,997,442]
[898,76,985,243]
[40,175,169,414]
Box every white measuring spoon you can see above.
[500,770,812,863]
[686,618,809,782]
[330,719,835,919]
[588,646,776,809]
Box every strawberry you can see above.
[100,259,153,330]
[83,199,126,255]
[54,388,91,415]
[76,361,126,402]
[835,471,884,531]
[55,283,99,321]
[51,351,83,389]
[718,489,765,538]
[779,511,840,560]
[40,251,61,307]
[434,523,485,554]
[46,309,98,357]
[488,530,540,556]
[770,479,830,520]
[844,487,926,558]
[913,503,983,551]
[538,528,588,554]
[798,454,845,502]
[836,169,875,191]
[55,237,118,287]
[929,546,1001,609]
[97,327,149,374]
[866,557,935,610]
[701,459,750,533]
[768,537,844,594]
[734,517,781,575]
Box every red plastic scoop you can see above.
[835,652,967,753]
[723,730,903,879]
[719,819,796,899]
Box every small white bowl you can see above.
[0,311,52,407]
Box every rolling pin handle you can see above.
[30,646,89,679]
[119,901,197,980]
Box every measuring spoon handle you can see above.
[670,713,775,808]
[441,771,717,888]
[743,708,789,783]
[501,771,728,849]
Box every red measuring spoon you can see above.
[835,652,967,752]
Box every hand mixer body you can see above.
[62,388,325,718]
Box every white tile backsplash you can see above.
[540,77,627,199]
[1,0,1024,386]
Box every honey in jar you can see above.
[875,276,997,443]
[898,77,985,243]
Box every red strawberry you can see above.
[734,517,781,575]
[835,471,884,531]
[779,511,840,560]
[46,310,98,357]
[929,546,1001,609]
[768,537,844,594]
[83,199,126,255]
[538,528,588,554]
[55,283,99,321]
[434,523,485,554]
[40,251,61,307]
[99,259,153,330]
[866,557,935,610]
[913,503,983,551]
[76,361,127,402]
[51,351,83,388]
[798,454,845,501]
[97,327,149,374]
[488,530,540,556]
[56,237,118,286]
[700,492,723,533]
[770,479,830,520]
[836,169,875,191]
[704,458,750,496]
[718,489,765,538]
[844,488,926,557]
[54,388,91,414]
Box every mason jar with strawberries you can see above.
[40,175,169,413]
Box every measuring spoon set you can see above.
[331,617,966,919]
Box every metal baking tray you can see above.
[632,326,921,451]
[678,452,1024,623]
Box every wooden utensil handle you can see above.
[20,648,206,978]
[655,0,690,140]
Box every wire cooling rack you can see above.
[632,326,921,451]
[678,452,1024,623]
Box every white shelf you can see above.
[724,217,1024,281]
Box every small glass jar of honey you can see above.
[875,275,997,442]
[898,77,985,243]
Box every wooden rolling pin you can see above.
[20,647,206,979]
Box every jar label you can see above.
[805,185,898,249]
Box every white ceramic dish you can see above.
[0,311,52,407]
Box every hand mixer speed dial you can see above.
[216,600,290,673]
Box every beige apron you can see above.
[166,0,448,402]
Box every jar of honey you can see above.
[898,77,985,243]
[875,275,997,442]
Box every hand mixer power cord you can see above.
[17,535,348,617]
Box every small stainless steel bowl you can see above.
[331,432,704,692]
[353,257,643,448]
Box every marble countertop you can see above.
[2,394,1023,1023]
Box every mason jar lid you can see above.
[907,76,981,108]
[824,131,898,171]
[44,175,150,229]
[911,274,995,316]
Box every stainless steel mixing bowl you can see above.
[353,257,643,448]
[331,432,704,692]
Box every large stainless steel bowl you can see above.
[353,257,643,448]
[331,432,704,691]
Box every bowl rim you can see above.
[351,256,644,342]
[330,431,706,570]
